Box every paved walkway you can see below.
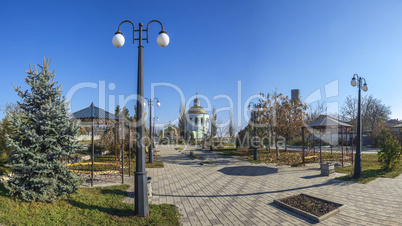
[123,146,402,225]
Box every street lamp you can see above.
[248,102,260,161]
[145,98,160,163]
[113,19,169,217]
[210,111,214,151]
[351,73,368,178]
[153,116,159,144]
[202,116,205,149]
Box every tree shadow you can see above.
[268,202,318,224]
[300,174,326,179]
[69,186,133,216]
[154,178,351,198]
[218,166,278,176]
[68,199,133,217]
[101,189,127,196]
[0,183,9,196]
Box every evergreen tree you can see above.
[5,57,83,202]
[177,104,186,137]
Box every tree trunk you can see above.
[285,140,287,152]
[275,135,280,158]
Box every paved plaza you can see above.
[121,146,402,225]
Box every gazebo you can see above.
[302,115,353,167]
[70,103,132,187]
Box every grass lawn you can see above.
[335,153,402,183]
[213,147,354,166]
[78,140,93,145]
[214,148,303,165]
[0,183,180,225]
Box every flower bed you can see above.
[274,194,343,222]
[66,162,120,175]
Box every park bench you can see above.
[304,155,318,163]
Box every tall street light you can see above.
[210,110,214,151]
[153,116,159,146]
[351,73,368,178]
[112,19,169,217]
[202,116,205,149]
[248,102,260,161]
[145,98,160,163]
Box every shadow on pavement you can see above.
[153,179,351,198]
[300,174,327,179]
[268,202,318,224]
[218,166,278,176]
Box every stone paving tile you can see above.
[121,146,402,225]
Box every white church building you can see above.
[184,95,209,140]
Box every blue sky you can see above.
[1,0,402,130]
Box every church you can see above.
[184,95,209,140]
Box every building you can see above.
[392,123,402,139]
[184,95,209,140]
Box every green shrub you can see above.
[87,144,108,154]
[377,129,401,171]
[178,138,184,144]
[0,151,8,166]
[0,166,11,175]
[287,136,303,146]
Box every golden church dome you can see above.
[186,94,206,114]
[187,105,206,114]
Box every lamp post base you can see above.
[254,148,258,161]
[134,171,149,216]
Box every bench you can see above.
[304,155,318,163]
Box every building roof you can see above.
[70,103,124,121]
[187,105,207,114]
[392,123,402,128]
[186,95,207,114]
[303,115,352,128]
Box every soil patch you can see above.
[280,194,341,217]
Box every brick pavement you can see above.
[124,146,402,225]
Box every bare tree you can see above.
[228,112,235,138]
[307,101,325,123]
[340,95,358,124]
[341,95,391,131]
[216,119,228,138]
[211,108,217,138]
[364,95,391,131]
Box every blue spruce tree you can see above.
[5,57,83,202]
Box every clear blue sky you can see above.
[1,0,402,130]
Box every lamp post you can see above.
[351,73,368,178]
[112,19,169,217]
[248,102,260,161]
[145,98,160,163]
[202,116,205,149]
[153,116,159,146]
[210,113,214,151]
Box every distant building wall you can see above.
[291,89,300,101]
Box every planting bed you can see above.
[274,194,343,222]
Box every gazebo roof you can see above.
[392,123,402,128]
[70,103,125,121]
[303,115,352,128]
